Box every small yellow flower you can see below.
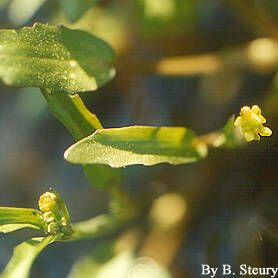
[234,105,272,142]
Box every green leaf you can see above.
[0,236,55,278]
[0,207,45,233]
[59,0,99,22]
[0,224,41,234]
[64,126,207,168]
[0,23,115,93]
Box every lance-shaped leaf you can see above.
[64,126,207,168]
[0,23,115,93]
[0,236,56,278]
[0,207,45,233]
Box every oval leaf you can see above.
[64,126,207,168]
[0,23,115,93]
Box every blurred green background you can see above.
[0,0,277,277]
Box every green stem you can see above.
[69,214,129,241]
[41,89,102,140]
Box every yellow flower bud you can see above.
[234,105,272,142]
[42,211,55,224]
[38,192,58,212]
[38,190,73,237]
